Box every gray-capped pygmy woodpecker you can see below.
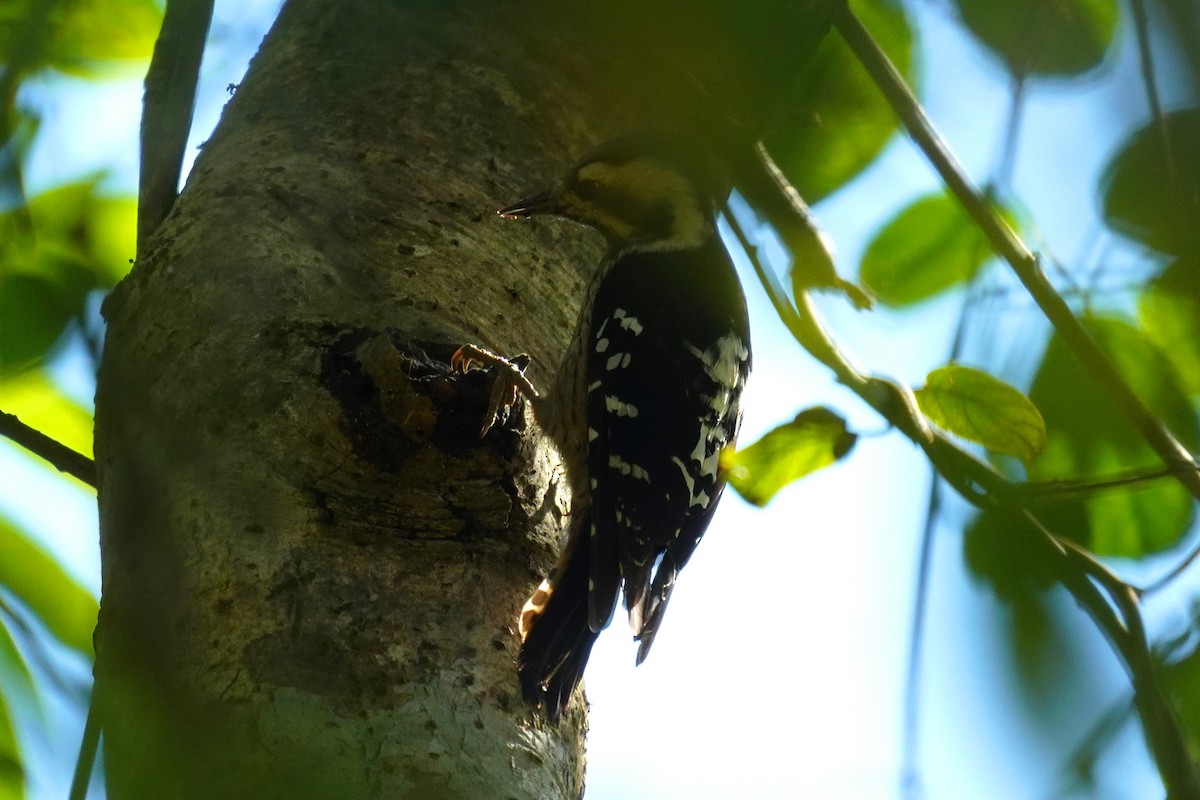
[454,135,751,721]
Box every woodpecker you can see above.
[456,136,751,720]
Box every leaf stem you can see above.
[1129,0,1176,179]
[726,167,1200,797]
[831,0,1200,500]
[138,0,215,254]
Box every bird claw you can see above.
[451,344,539,437]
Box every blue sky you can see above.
[2,1,1192,797]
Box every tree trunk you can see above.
[94,2,623,797]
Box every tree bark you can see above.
[94,2,620,797]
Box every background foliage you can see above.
[1,0,1198,796]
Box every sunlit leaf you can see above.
[1140,257,1200,395]
[916,364,1045,465]
[953,0,1118,77]
[721,407,857,506]
[0,516,97,657]
[88,197,138,284]
[0,370,93,460]
[1026,317,1197,557]
[51,0,161,70]
[768,0,914,203]
[785,203,874,308]
[0,0,160,79]
[25,181,135,282]
[1102,109,1200,257]
[860,191,996,306]
[0,683,24,800]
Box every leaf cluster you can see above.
[0,1,157,795]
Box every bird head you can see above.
[499,136,716,253]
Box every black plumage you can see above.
[483,137,751,720]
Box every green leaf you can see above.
[0,370,93,461]
[953,0,1119,77]
[0,274,81,376]
[0,516,97,657]
[87,196,139,284]
[0,183,135,374]
[0,680,24,800]
[0,0,57,79]
[964,511,1057,599]
[860,191,997,307]
[0,618,34,800]
[1140,257,1200,395]
[786,204,874,308]
[0,616,36,716]
[2,181,137,282]
[50,0,161,71]
[0,0,161,78]
[721,407,857,506]
[528,0,833,155]
[768,0,914,203]
[916,364,1045,465]
[1167,630,1200,751]
[1102,109,1200,256]
[1027,317,1198,557]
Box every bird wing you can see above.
[584,260,749,649]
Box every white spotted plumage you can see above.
[508,136,751,721]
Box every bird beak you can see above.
[497,189,559,219]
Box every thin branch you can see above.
[1129,0,1175,179]
[725,193,1200,799]
[0,410,95,487]
[1020,465,1183,499]
[1144,537,1200,595]
[994,73,1027,193]
[900,476,938,800]
[831,0,1200,500]
[69,694,101,800]
[1110,579,1198,799]
[900,279,982,799]
[1027,511,1197,800]
[138,0,215,254]
[1056,696,1136,797]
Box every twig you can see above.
[0,410,96,487]
[1129,0,1175,179]
[138,0,215,254]
[725,191,1200,798]
[1143,538,1200,595]
[831,0,1200,500]
[1020,465,1182,499]
[900,477,938,800]
[900,277,982,798]
[827,10,1200,786]
[68,692,101,800]
[995,74,1027,193]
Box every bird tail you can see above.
[634,554,679,665]
[516,522,600,722]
